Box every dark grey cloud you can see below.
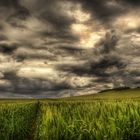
[94,29,120,53]
[71,0,125,26]
[14,48,55,61]
[12,0,78,43]
[42,32,79,43]
[0,42,18,54]
[0,0,19,7]
[0,34,7,41]
[130,71,140,77]
[57,54,126,77]
[120,0,140,7]
[0,0,30,20]
[56,29,140,89]
[0,25,4,31]
[0,70,72,95]
[57,30,123,72]
[0,0,139,98]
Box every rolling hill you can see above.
[62,88,140,100]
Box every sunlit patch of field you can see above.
[36,100,140,140]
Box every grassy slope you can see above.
[62,88,140,100]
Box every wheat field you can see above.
[0,89,140,140]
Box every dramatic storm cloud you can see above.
[0,0,139,98]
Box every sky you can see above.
[0,0,140,98]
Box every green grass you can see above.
[62,88,140,100]
[0,88,140,140]
[0,102,39,140]
[36,101,140,140]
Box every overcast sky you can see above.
[0,0,140,98]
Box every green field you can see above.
[0,88,140,140]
